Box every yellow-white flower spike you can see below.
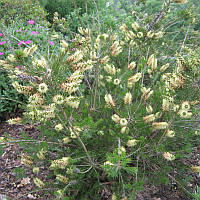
[38,83,48,93]
[128,73,142,84]
[152,122,168,130]
[181,101,190,110]
[105,94,115,107]
[127,139,138,147]
[146,105,153,114]
[55,124,63,132]
[166,129,175,138]
[124,92,132,105]
[111,114,121,123]
[163,152,175,161]
[120,118,128,127]
[128,61,136,70]
[143,114,155,123]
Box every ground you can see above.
[0,114,199,200]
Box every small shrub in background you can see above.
[0,0,47,26]
[1,0,200,199]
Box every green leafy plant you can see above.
[1,0,200,199]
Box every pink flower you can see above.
[0,52,4,55]
[72,48,75,51]
[16,28,22,32]
[18,40,25,46]
[16,66,21,69]
[71,38,75,42]
[0,33,3,37]
[49,41,54,46]
[25,40,31,44]
[31,31,39,37]
[28,20,35,25]
[0,41,6,45]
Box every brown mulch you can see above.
[0,117,199,200]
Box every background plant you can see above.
[1,0,200,199]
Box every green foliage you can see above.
[0,70,25,122]
[0,0,47,26]
[1,0,200,199]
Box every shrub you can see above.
[1,0,200,199]
[0,0,47,26]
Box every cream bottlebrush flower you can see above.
[27,44,38,56]
[124,92,132,104]
[100,56,110,64]
[152,122,168,130]
[50,157,70,169]
[110,41,122,56]
[143,114,155,123]
[104,64,116,75]
[155,31,164,38]
[104,161,114,166]
[127,139,138,147]
[33,167,39,174]
[7,54,16,62]
[147,30,154,38]
[106,76,112,83]
[162,98,174,111]
[34,178,45,188]
[65,96,80,109]
[56,174,68,184]
[147,54,154,66]
[53,95,64,105]
[112,114,121,123]
[128,73,142,84]
[37,148,46,160]
[163,152,175,161]
[120,118,128,127]
[178,109,192,118]
[146,105,153,114]
[121,126,127,134]
[118,146,126,155]
[131,22,139,31]
[21,154,33,167]
[38,83,48,93]
[128,61,136,70]
[69,126,82,138]
[7,117,22,125]
[191,166,200,173]
[105,94,115,107]
[63,137,71,144]
[137,32,143,38]
[55,124,63,132]
[181,101,190,110]
[60,40,68,48]
[166,129,175,138]
[28,94,39,105]
[113,79,120,85]
[160,63,169,72]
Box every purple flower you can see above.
[28,20,35,25]
[31,31,39,37]
[0,33,3,37]
[0,52,4,55]
[0,41,6,45]
[16,28,22,32]
[49,41,54,46]
[18,40,25,46]
[25,40,31,45]
[16,66,21,69]
[72,48,76,51]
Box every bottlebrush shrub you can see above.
[1,19,200,200]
